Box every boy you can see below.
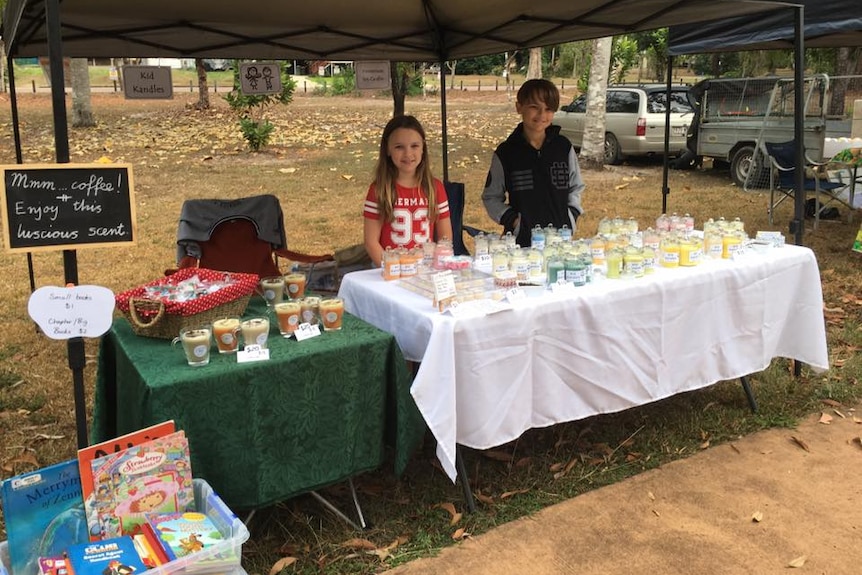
[482,79,585,247]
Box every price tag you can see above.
[28,285,115,340]
[505,287,527,302]
[294,322,322,341]
[550,280,577,294]
[237,344,270,363]
[433,271,457,302]
[473,253,493,274]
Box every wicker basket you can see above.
[116,268,259,339]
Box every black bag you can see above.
[805,198,840,220]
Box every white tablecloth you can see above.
[339,245,829,482]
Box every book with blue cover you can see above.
[64,536,148,575]
[0,459,89,575]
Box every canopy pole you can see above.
[791,5,805,247]
[8,56,24,163]
[46,0,88,450]
[7,55,40,310]
[661,55,673,214]
[439,60,449,182]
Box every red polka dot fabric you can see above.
[116,268,260,317]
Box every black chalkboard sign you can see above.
[1,163,136,253]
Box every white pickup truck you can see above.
[682,75,830,188]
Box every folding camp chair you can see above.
[172,194,335,283]
[764,141,848,228]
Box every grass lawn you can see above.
[0,88,860,574]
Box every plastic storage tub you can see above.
[0,478,249,575]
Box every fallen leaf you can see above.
[790,436,810,452]
[364,537,406,562]
[6,452,39,468]
[787,555,807,568]
[752,511,763,522]
[549,462,564,473]
[451,528,469,540]
[500,488,529,499]
[95,155,114,163]
[514,456,532,468]
[699,440,710,449]
[818,412,833,425]
[279,167,297,174]
[615,183,629,190]
[474,491,495,505]
[647,491,656,501]
[435,502,462,526]
[341,538,377,550]
[341,174,354,180]
[269,557,297,575]
[834,409,846,419]
[730,443,741,454]
[822,398,843,408]
[651,509,660,517]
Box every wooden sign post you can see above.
[1,163,136,448]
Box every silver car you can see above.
[554,85,694,164]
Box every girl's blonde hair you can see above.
[372,115,438,223]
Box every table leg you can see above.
[348,477,368,529]
[739,376,758,413]
[456,445,477,513]
[310,490,364,531]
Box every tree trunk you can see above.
[581,37,612,168]
[0,40,6,92]
[446,60,457,89]
[195,59,211,110]
[70,58,96,128]
[827,47,853,117]
[526,47,542,80]
[390,61,407,117]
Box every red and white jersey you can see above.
[364,179,450,250]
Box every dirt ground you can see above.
[384,405,862,575]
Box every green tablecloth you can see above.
[92,299,425,510]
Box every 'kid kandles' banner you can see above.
[0,163,137,253]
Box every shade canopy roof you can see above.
[4,0,806,61]
[669,0,862,55]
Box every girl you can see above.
[363,115,453,267]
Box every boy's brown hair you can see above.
[516,79,560,111]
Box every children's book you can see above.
[131,533,163,569]
[65,536,148,575]
[36,557,69,575]
[0,459,89,575]
[78,420,176,541]
[88,430,194,540]
[138,523,171,566]
[145,511,238,571]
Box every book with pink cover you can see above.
[78,420,176,541]
[88,430,194,540]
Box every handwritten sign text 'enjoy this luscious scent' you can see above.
[0,164,136,253]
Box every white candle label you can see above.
[505,287,527,302]
[433,271,457,302]
[294,322,322,341]
[238,344,270,363]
